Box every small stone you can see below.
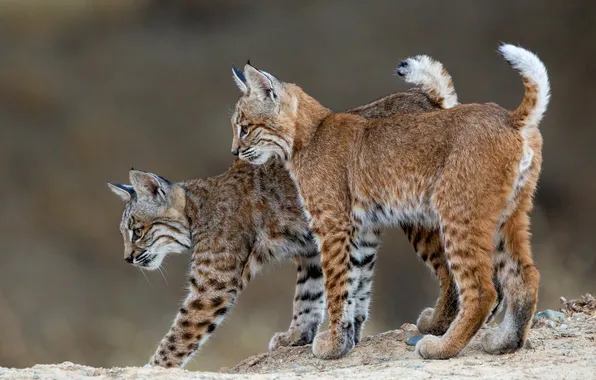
[524,339,534,349]
[405,335,424,346]
[560,324,568,329]
[534,309,565,322]
[400,323,420,341]
[400,323,419,333]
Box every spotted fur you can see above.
[230,44,549,360]
[107,55,463,368]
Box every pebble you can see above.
[405,335,424,346]
[534,309,565,322]
[560,324,568,329]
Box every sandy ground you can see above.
[2,310,595,380]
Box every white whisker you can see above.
[157,266,168,286]
[140,268,154,288]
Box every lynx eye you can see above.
[132,228,144,241]
[239,124,251,139]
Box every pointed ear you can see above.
[232,64,248,94]
[107,183,135,202]
[129,170,171,202]
[244,63,280,101]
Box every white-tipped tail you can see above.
[397,55,459,109]
[498,44,551,130]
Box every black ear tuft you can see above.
[246,59,252,66]
[130,166,135,171]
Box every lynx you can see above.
[108,56,464,368]
[230,44,549,360]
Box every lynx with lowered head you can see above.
[108,56,464,368]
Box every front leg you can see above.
[269,253,326,350]
[149,255,244,368]
[309,216,357,359]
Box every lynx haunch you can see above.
[231,44,550,360]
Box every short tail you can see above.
[396,55,458,109]
[498,44,551,130]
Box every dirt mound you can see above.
[1,312,594,380]
[228,323,421,374]
[229,313,596,377]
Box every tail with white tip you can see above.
[498,44,551,130]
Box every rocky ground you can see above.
[1,295,595,380]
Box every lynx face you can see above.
[230,64,298,164]
[108,170,191,270]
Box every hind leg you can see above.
[482,205,539,354]
[416,215,497,359]
[350,227,379,344]
[404,226,459,336]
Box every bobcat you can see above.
[230,44,549,360]
[108,56,462,368]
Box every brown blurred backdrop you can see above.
[0,0,595,372]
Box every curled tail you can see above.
[498,44,551,130]
[397,55,459,109]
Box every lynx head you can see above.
[107,170,191,270]
[230,62,304,164]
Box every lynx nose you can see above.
[231,149,239,156]
[125,255,133,263]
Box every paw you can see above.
[312,323,355,359]
[415,335,453,360]
[481,327,523,355]
[268,327,315,351]
[416,307,450,336]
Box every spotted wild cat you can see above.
[108,55,465,368]
[230,44,549,360]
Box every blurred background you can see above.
[1,0,594,372]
